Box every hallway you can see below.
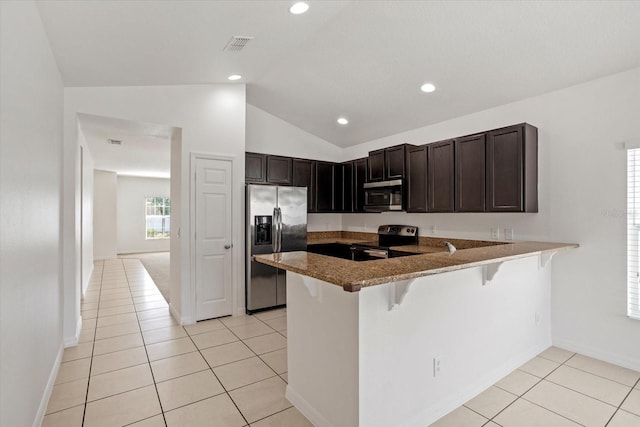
[43,259,307,426]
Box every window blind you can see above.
[627,148,640,319]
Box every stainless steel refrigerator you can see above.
[246,185,307,313]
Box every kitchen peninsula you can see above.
[254,232,577,427]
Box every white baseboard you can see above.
[169,302,192,326]
[63,315,82,347]
[405,341,550,426]
[287,343,550,427]
[82,264,94,298]
[286,385,332,427]
[33,343,64,427]
[553,338,640,372]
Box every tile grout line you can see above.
[177,311,289,424]
[605,376,640,426]
[123,258,169,427]
[181,320,252,426]
[507,350,632,427]
[485,354,583,426]
[81,259,105,427]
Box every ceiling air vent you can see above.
[223,36,254,52]
[107,139,122,145]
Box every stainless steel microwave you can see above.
[363,179,403,212]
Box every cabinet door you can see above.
[333,163,344,212]
[353,158,368,212]
[368,149,385,182]
[486,126,521,211]
[428,140,455,212]
[406,145,428,213]
[245,152,266,183]
[266,155,293,185]
[340,162,354,212]
[455,134,486,212]
[315,161,334,212]
[292,159,316,212]
[385,145,406,180]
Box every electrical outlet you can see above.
[491,228,500,239]
[429,225,437,235]
[433,357,441,377]
[504,228,514,240]
[535,312,540,325]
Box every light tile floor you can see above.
[44,259,640,426]
[43,259,308,427]
[430,348,640,427]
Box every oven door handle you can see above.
[363,249,388,259]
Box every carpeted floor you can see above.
[118,251,170,301]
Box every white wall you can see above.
[245,104,343,232]
[93,170,118,260]
[79,128,94,295]
[117,175,171,254]
[0,2,64,426]
[246,104,342,162]
[341,68,640,369]
[64,84,246,324]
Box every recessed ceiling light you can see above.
[289,2,309,15]
[420,83,436,93]
[228,74,242,81]
[337,117,349,125]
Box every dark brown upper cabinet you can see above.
[292,159,316,212]
[368,145,407,182]
[486,123,538,212]
[406,145,428,213]
[353,158,368,212]
[315,161,335,212]
[428,140,455,212]
[385,145,406,180]
[266,155,293,185]
[368,149,385,182]
[245,152,267,183]
[455,134,486,212]
[336,161,354,213]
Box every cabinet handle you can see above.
[224,244,232,250]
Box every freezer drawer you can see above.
[247,261,277,312]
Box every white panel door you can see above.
[194,157,233,320]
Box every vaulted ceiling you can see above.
[37,1,640,147]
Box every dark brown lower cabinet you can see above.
[455,134,486,212]
[486,123,538,212]
[315,161,334,212]
[428,140,455,212]
[406,145,428,213]
[292,159,316,212]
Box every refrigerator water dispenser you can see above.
[255,215,272,245]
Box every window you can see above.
[145,196,170,239]
[627,149,640,319]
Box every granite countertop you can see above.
[254,231,578,292]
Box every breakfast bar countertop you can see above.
[254,231,578,292]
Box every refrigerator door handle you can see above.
[277,207,283,253]
[272,207,278,253]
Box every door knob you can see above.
[224,244,232,249]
